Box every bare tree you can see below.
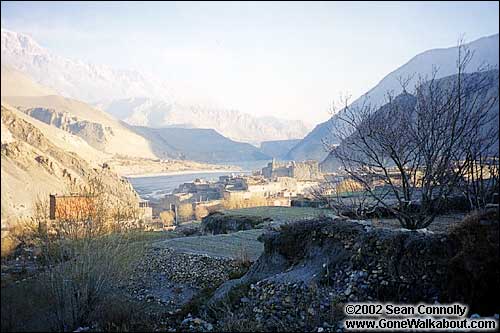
[326,40,499,229]
[310,174,375,218]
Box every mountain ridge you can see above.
[286,33,499,162]
[2,29,312,144]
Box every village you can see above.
[154,160,324,227]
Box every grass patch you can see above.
[222,206,336,221]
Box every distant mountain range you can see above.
[287,33,499,162]
[2,28,498,166]
[129,126,270,163]
[97,97,311,145]
[1,64,274,163]
[1,29,311,144]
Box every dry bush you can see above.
[222,196,268,209]
[235,243,252,268]
[194,205,209,220]
[177,203,194,222]
[42,234,143,331]
[0,236,18,258]
[160,210,175,227]
[4,175,145,331]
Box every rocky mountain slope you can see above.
[130,126,270,163]
[287,33,499,162]
[3,95,158,159]
[1,29,311,144]
[1,104,139,227]
[1,65,158,159]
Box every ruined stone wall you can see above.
[262,160,321,180]
[291,161,321,180]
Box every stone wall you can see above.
[209,212,499,331]
[262,160,321,180]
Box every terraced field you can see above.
[154,207,338,260]
[153,229,264,260]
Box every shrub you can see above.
[178,203,194,222]
[201,212,270,234]
[41,234,143,331]
[221,196,268,209]
[160,210,175,227]
[3,179,145,331]
[195,205,209,220]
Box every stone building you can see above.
[262,160,322,180]
[49,194,96,220]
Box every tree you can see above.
[160,210,175,227]
[326,40,499,229]
[177,203,194,222]
[194,205,209,220]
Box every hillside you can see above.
[259,139,301,159]
[287,33,500,162]
[130,126,270,163]
[320,70,500,172]
[1,65,56,97]
[1,104,139,227]
[2,95,158,159]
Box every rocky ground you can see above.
[117,246,249,331]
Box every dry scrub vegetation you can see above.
[222,196,268,210]
[1,176,148,332]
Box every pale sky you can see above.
[1,1,499,123]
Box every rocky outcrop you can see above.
[19,107,112,150]
[1,105,139,226]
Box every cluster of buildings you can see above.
[47,160,323,230]
[160,160,323,213]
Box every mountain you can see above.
[129,126,270,163]
[1,103,139,226]
[1,29,311,144]
[287,33,500,162]
[259,139,301,159]
[320,70,500,172]
[1,63,160,159]
[1,29,176,103]
[1,66,270,163]
[99,97,311,145]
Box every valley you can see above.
[1,4,499,332]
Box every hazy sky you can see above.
[1,1,499,123]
